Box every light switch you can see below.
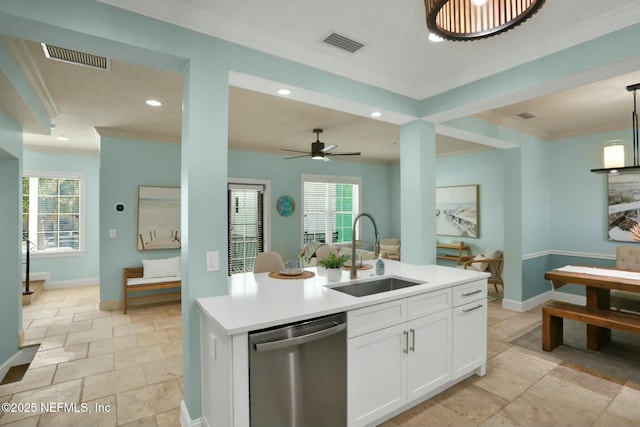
[209,334,216,360]
[109,229,117,238]
[206,251,219,272]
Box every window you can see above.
[302,174,360,246]
[22,173,83,253]
[228,182,268,275]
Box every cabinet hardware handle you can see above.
[403,330,409,354]
[461,289,482,297]
[410,328,415,352]
[463,304,483,313]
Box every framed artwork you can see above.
[607,173,640,242]
[137,186,181,250]
[436,185,479,238]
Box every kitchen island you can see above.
[196,260,489,427]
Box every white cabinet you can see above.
[347,323,408,426]
[347,289,452,427]
[452,280,487,379]
[407,309,452,400]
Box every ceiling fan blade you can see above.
[284,154,311,160]
[321,144,337,153]
[323,156,331,162]
[281,148,311,154]
[326,152,361,156]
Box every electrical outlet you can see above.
[109,229,117,238]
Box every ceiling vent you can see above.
[321,32,365,53]
[41,43,110,70]
[517,112,537,120]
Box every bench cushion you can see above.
[127,275,181,287]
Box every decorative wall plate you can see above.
[276,195,295,217]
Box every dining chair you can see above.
[315,245,339,262]
[612,246,640,313]
[253,251,286,274]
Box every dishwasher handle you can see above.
[253,321,346,352]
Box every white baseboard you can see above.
[550,290,586,305]
[502,289,586,312]
[180,400,204,427]
[22,271,50,284]
[46,277,99,289]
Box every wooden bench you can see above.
[123,267,181,314]
[542,301,640,351]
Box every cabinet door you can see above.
[407,309,452,401]
[348,323,407,427]
[452,299,487,379]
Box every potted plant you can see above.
[318,253,350,282]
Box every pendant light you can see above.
[591,83,640,174]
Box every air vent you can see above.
[517,112,536,120]
[322,32,365,53]
[41,43,110,70]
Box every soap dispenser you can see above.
[375,254,385,276]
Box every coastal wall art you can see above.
[607,173,640,242]
[137,186,181,250]
[436,185,479,238]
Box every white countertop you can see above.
[196,260,489,335]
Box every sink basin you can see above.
[330,277,425,297]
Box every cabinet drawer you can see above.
[348,299,407,338]
[453,280,486,307]
[407,288,451,320]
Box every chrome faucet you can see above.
[351,213,379,279]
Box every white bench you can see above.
[123,267,181,314]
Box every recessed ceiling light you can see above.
[56,135,69,141]
[471,0,489,6]
[428,33,444,43]
[277,89,291,96]
[370,111,382,117]
[146,99,162,107]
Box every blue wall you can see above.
[22,150,100,285]
[100,137,181,303]
[229,149,397,259]
[436,149,505,260]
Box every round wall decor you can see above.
[276,195,295,217]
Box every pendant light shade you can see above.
[603,141,625,169]
[424,0,546,41]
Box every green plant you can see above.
[317,252,350,269]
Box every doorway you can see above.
[228,180,270,274]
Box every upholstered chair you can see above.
[253,251,286,274]
[612,246,640,312]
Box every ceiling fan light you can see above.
[312,153,324,160]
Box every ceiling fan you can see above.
[282,128,361,161]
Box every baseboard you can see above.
[502,289,586,312]
[46,277,99,289]
[18,329,24,347]
[0,344,39,384]
[502,290,553,312]
[22,271,50,285]
[550,290,586,305]
[180,400,204,427]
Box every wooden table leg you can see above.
[586,287,611,349]
[542,309,563,351]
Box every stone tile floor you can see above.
[1,285,639,426]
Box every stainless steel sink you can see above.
[330,277,425,297]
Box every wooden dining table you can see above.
[544,266,640,350]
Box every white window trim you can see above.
[228,177,271,251]
[23,170,86,257]
[300,173,362,248]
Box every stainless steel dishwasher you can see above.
[249,312,347,427]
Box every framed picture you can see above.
[436,185,479,238]
[137,186,181,250]
[607,173,640,242]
